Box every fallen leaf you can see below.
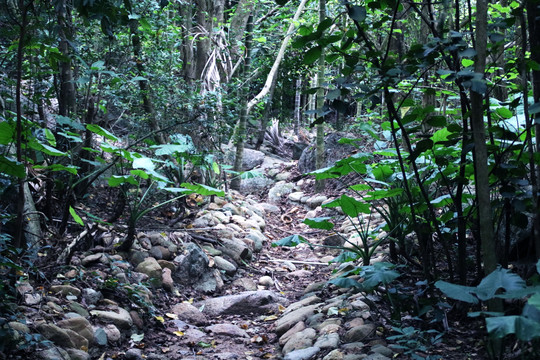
[173,331,184,337]
[263,315,278,321]
[155,316,165,323]
[165,313,178,319]
[278,304,286,312]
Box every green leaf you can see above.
[486,316,518,339]
[272,234,308,247]
[69,206,84,226]
[179,183,225,196]
[435,280,479,304]
[133,157,155,171]
[362,263,400,289]
[528,293,540,311]
[303,217,335,230]
[348,5,367,22]
[130,169,149,179]
[317,18,333,33]
[475,267,526,301]
[495,107,513,119]
[304,46,322,65]
[529,102,540,115]
[515,316,540,341]
[470,78,487,95]
[33,163,78,175]
[108,175,139,187]
[327,277,363,289]
[29,142,67,156]
[0,155,25,178]
[339,194,370,217]
[86,124,119,141]
[461,58,474,67]
[0,122,14,144]
[330,251,360,263]
[364,188,404,201]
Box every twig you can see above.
[268,259,329,266]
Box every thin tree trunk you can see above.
[315,0,326,193]
[181,2,195,83]
[294,78,302,135]
[255,74,277,150]
[230,15,253,191]
[56,0,76,117]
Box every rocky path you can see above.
[6,152,399,360]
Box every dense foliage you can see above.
[0,0,539,358]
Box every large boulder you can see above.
[298,133,357,174]
[173,243,209,285]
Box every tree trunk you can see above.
[180,2,195,83]
[195,0,211,80]
[294,78,302,135]
[230,15,253,191]
[255,73,277,150]
[315,0,326,193]
[56,0,76,117]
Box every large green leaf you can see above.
[303,217,335,230]
[486,316,518,339]
[271,234,308,247]
[348,5,366,22]
[29,142,66,156]
[0,121,14,145]
[515,316,540,341]
[132,156,155,171]
[339,194,370,217]
[0,155,25,178]
[86,124,119,141]
[179,183,225,197]
[328,277,363,289]
[69,206,84,226]
[304,46,322,65]
[475,267,526,301]
[361,263,400,289]
[108,175,139,187]
[435,280,479,304]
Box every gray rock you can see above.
[129,250,150,267]
[371,345,393,357]
[314,332,340,349]
[193,268,224,294]
[259,202,280,213]
[81,253,103,266]
[82,288,102,306]
[282,327,317,354]
[351,299,370,311]
[214,256,237,275]
[258,275,274,288]
[125,348,143,360]
[279,321,306,346]
[364,354,391,360]
[241,148,265,170]
[232,277,258,291]
[268,182,296,204]
[57,317,94,345]
[37,323,76,348]
[284,296,321,315]
[198,290,287,317]
[240,176,274,195]
[66,349,91,360]
[283,346,320,360]
[135,257,162,286]
[90,307,133,329]
[149,246,171,260]
[68,302,89,317]
[39,346,71,360]
[306,195,328,208]
[246,229,267,252]
[205,323,248,338]
[288,191,305,202]
[275,304,321,335]
[103,324,121,342]
[162,267,174,292]
[50,285,81,297]
[171,302,208,325]
[174,243,209,285]
[94,327,107,346]
[323,350,345,360]
[344,324,376,342]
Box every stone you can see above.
[232,277,258,291]
[323,349,345,360]
[198,290,287,317]
[94,327,108,346]
[314,332,340,349]
[37,323,76,348]
[125,348,143,360]
[205,323,248,338]
[303,281,326,294]
[268,182,296,204]
[283,346,320,360]
[258,275,274,287]
[39,347,70,360]
[193,268,224,294]
[351,299,370,311]
[130,311,144,329]
[162,267,174,292]
[149,246,171,260]
[103,324,121,342]
[282,328,316,354]
[90,307,133,329]
[213,256,237,275]
[306,195,328,208]
[259,202,280,213]
[174,243,209,285]
[241,148,265,170]
[50,285,81,297]
[246,229,266,252]
[68,302,89,317]
[157,259,176,271]
[364,355,391,360]
[81,253,103,266]
[275,304,321,335]
[279,321,306,346]
[344,324,376,342]
[57,317,94,345]
[171,302,208,325]
[284,296,321,315]
[371,345,393,357]
[66,349,91,360]
[82,288,102,306]
[240,176,274,195]
[135,257,163,286]
[288,191,304,202]
[129,250,150,267]
[9,321,30,335]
